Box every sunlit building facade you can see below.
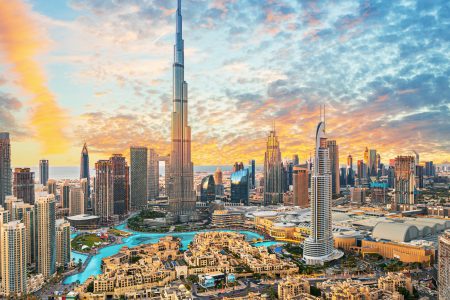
[13,168,35,205]
[200,175,215,202]
[35,195,56,278]
[231,169,250,205]
[264,129,283,206]
[439,230,450,300]
[327,140,340,195]
[393,156,416,210]
[130,146,148,210]
[0,133,12,207]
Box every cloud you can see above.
[0,0,69,154]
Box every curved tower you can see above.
[303,120,342,265]
[167,0,196,220]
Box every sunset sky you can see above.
[0,0,449,167]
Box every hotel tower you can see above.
[303,116,342,265]
[167,0,196,221]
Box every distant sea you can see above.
[28,165,249,180]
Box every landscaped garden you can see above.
[71,234,104,253]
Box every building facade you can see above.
[0,221,27,297]
[13,168,35,205]
[110,154,129,217]
[147,149,159,200]
[293,166,309,208]
[394,156,416,210]
[200,175,215,202]
[80,143,90,199]
[230,169,250,205]
[327,140,340,195]
[35,195,56,278]
[69,186,85,216]
[0,133,12,207]
[263,129,283,206]
[39,159,49,186]
[94,160,113,224]
[439,230,450,300]
[130,146,148,210]
[56,219,71,267]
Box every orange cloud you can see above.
[0,0,68,154]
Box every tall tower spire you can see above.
[168,0,196,221]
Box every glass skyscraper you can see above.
[231,169,250,205]
[39,159,49,186]
[80,143,90,199]
[0,132,12,207]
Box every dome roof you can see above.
[372,222,420,242]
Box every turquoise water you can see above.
[64,225,264,284]
[71,251,88,264]
[252,241,284,247]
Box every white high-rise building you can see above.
[35,194,56,278]
[167,0,196,221]
[303,119,343,265]
[0,221,27,297]
[56,219,71,267]
[69,186,85,216]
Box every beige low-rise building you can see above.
[278,275,311,299]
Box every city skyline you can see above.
[0,0,449,167]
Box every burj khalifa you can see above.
[167,0,196,222]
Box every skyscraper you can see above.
[303,120,342,265]
[393,156,416,210]
[200,175,215,202]
[0,206,10,276]
[363,147,369,170]
[293,166,309,208]
[80,143,90,199]
[130,146,148,211]
[47,179,57,195]
[438,230,450,300]
[369,149,377,177]
[293,154,299,166]
[214,168,224,196]
[346,154,354,186]
[69,186,85,216]
[56,219,71,268]
[263,128,283,206]
[327,140,340,195]
[0,221,27,297]
[167,0,196,220]
[249,159,256,189]
[11,201,34,264]
[94,160,113,224]
[231,168,250,205]
[0,133,12,207]
[13,168,35,205]
[80,178,89,212]
[147,149,159,200]
[61,180,70,209]
[39,159,49,186]
[425,161,435,177]
[106,154,130,217]
[35,194,56,278]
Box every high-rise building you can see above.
[293,166,308,208]
[363,147,369,170]
[200,175,215,202]
[167,0,196,220]
[232,162,244,172]
[249,160,256,189]
[339,167,346,187]
[231,169,250,205]
[0,133,12,207]
[11,201,34,264]
[56,219,71,268]
[34,194,56,278]
[327,140,340,195]
[303,120,342,265]
[415,165,424,189]
[0,206,10,275]
[369,149,377,177]
[214,168,223,185]
[80,143,90,199]
[263,128,283,206]
[438,230,450,300]
[110,154,129,217]
[130,146,148,211]
[69,186,85,216]
[393,156,416,210]
[147,149,159,200]
[61,180,70,209]
[13,168,35,205]
[425,161,435,177]
[94,160,113,224]
[0,221,27,297]
[39,159,49,186]
[346,154,354,187]
[47,179,57,195]
[80,178,89,212]
[293,154,300,166]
